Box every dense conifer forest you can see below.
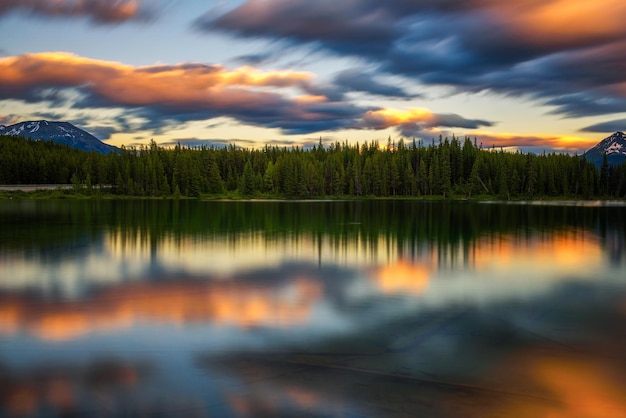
[1,134,625,199]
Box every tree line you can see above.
[1,134,625,199]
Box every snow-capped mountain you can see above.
[584,131,626,167]
[0,120,117,154]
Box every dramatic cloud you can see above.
[580,119,626,134]
[469,131,598,154]
[333,69,418,98]
[0,52,352,134]
[544,94,626,118]
[0,0,154,24]
[198,0,626,118]
[361,108,493,137]
[88,126,118,141]
[195,0,399,55]
[0,52,490,137]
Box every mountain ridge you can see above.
[584,131,626,167]
[0,120,117,154]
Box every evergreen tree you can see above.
[1,133,622,200]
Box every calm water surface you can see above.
[1,200,625,417]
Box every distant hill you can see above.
[0,120,117,154]
[584,131,626,167]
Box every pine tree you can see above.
[600,153,609,196]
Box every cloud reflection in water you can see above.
[1,200,625,417]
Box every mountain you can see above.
[584,131,626,167]
[0,120,117,154]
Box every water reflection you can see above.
[0,200,625,417]
[373,261,431,295]
[0,278,322,341]
[0,359,149,417]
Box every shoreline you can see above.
[0,184,74,191]
[0,186,624,205]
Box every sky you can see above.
[1,0,625,153]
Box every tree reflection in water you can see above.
[0,200,625,417]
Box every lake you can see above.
[1,200,625,417]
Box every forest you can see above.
[1,134,625,199]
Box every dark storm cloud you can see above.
[580,119,626,133]
[0,0,156,24]
[232,52,276,66]
[197,0,626,118]
[88,126,118,141]
[333,69,418,98]
[395,114,493,138]
[545,94,626,118]
[431,113,493,129]
[194,1,400,55]
[31,110,67,121]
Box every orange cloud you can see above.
[363,108,435,130]
[0,52,365,134]
[468,131,599,153]
[487,0,626,47]
[0,0,148,23]
[362,107,492,131]
[0,52,313,107]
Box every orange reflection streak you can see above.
[489,350,626,418]
[0,278,322,341]
[533,356,626,417]
[470,230,602,272]
[285,387,318,409]
[373,261,431,295]
[226,386,320,415]
[1,363,139,417]
[0,300,20,334]
[45,379,74,412]
[4,384,38,416]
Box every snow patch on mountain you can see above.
[592,132,626,155]
[584,131,626,167]
[0,120,118,154]
[26,121,41,133]
[606,142,623,153]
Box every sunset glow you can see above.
[0,1,624,149]
[0,225,611,341]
